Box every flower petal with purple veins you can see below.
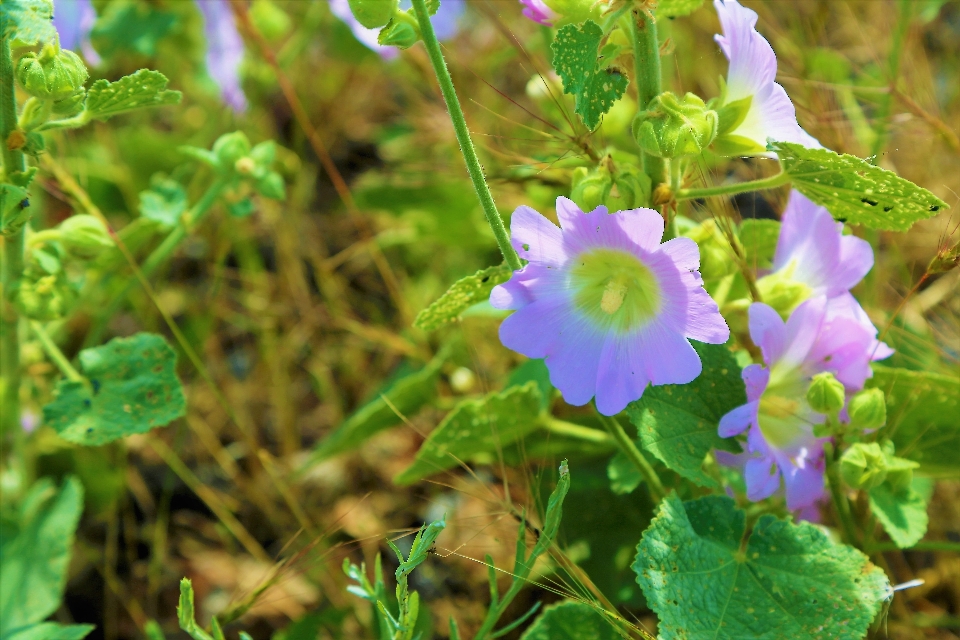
[491,198,729,415]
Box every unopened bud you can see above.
[348,0,399,29]
[59,215,113,260]
[840,443,887,490]
[848,388,886,430]
[51,90,86,117]
[213,131,252,167]
[377,12,420,49]
[16,44,89,102]
[610,165,650,210]
[15,273,76,320]
[807,372,846,415]
[235,156,256,176]
[255,171,286,200]
[570,166,611,212]
[633,92,718,159]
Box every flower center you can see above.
[569,248,661,333]
[757,364,819,450]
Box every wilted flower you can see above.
[490,197,729,416]
[717,297,879,511]
[329,0,465,59]
[196,0,248,112]
[712,0,821,154]
[53,0,101,64]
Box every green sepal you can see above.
[715,94,752,136]
[712,133,765,156]
[378,11,420,49]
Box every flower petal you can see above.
[773,192,840,295]
[719,400,759,437]
[498,294,571,358]
[713,0,776,101]
[616,208,666,253]
[748,302,787,364]
[743,82,821,149]
[782,455,826,510]
[594,332,652,415]
[659,237,700,271]
[634,322,703,386]
[742,363,769,402]
[781,295,827,369]
[544,321,607,407]
[745,455,781,501]
[510,205,567,266]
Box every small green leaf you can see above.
[868,478,929,549]
[633,495,891,640]
[414,264,513,331]
[626,342,745,487]
[139,176,188,227]
[552,20,629,130]
[506,358,553,411]
[43,333,186,445]
[84,70,182,121]
[177,579,215,640]
[738,218,780,269]
[519,601,620,640]
[657,0,705,18]
[5,623,96,640]
[0,182,30,236]
[607,450,642,495]
[304,356,444,464]
[771,140,948,231]
[869,367,960,476]
[394,382,542,485]
[0,477,84,633]
[1,0,56,46]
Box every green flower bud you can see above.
[609,165,650,211]
[213,131,252,167]
[633,92,719,159]
[16,44,89,102]
[570,166,612,212]
[250,0,292,40]
[840,443,887,490]
[806,372,846,415]
[378,12,420,49]
[59,215,113,260]
[847,388,887,431]
[15,272,77,321]
[255,171,286,200]
[52,90,86,117]
[348,0,399,29]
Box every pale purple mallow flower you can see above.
[716,297,879,511]
[53,0,100,64]
[760,190,894,360]
[329,0,465,60]
[713,0,821,152]
[519,0,560,26]
[490,197,730,416]
[196,0,247,112]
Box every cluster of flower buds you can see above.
[16,41,89,120]
[840,441,917,491]
[344,0,433,49]
[569,158,650,213]
[633,92,719,159]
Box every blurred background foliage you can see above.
[20,0,959,638]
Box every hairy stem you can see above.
[409,0,522,271]
[630,9,664,196]
[598,414,666,502]
[539,416,615,446]
[675,171,790,201]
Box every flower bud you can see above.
[840,443,887,490]
[348,0,399,29]
[378,12,420,49]
[847,388,886,431]
[610,165,650,210]
[633,92,718,159]
[806,372,845,415]
[16,44,89,102]
[256,172,286,200]
[15,273,77,321]
[52,90,86,117]
[213,131,252,167]
[234,156,257,176]
[570,166,612,212]
[59,215,113,260]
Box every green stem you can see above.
[629,8,664,195]
[0,19,26,438]
[824,444,860,547]
[869,0,912,163]
[29,321,84,383]
[538,416,614,446]
[675,172,790,201]
[408,0,521,272]
[597,414,666,502]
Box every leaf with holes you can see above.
[633,495,891,640]
[868,367,960,476]
[43,333,186,445]
[394,382,542,485]
[0,477,84,633]
[2,0,55,45]
[658,0,705,18]
[552,20,629,130]
[626,342,745,487]
[771,141,948,231]
[414,264,513,331]
[84,70,182,121]
[519,601,621,640]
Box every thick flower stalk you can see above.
[758,190,893,360]
[717,297,882,512]
[712,0,821,154]
[491,198,729,415]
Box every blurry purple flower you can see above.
[490,197,729,416]
[196,0,247,112]
[717,296,879,511]
[519,0,559,26]
[53,0,101,65]
[329,0,465,60]
[761,190,893,360]
[20,409,39,434]
[713,0,820,152]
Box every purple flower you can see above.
[490,197,729,416]
[519,0,560,26]
[53,0,100,64]
[196,0,247,112]
[760,190,893,360]
[717,297,879,511]
[329,0,465,60]
[713,0,820,153]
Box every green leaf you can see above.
[738,218,780,269]
[869,367,960,476]
[657,0,705,18]
[6,623,96,640]
[84,70,182,121]
[177,579,215,640]
[90,2,178,57]
[868,479,929,549]
[552,20,629,131]
[0,477,84,633]
[626,342,745,487]
[304,356,444,464]
[1,0,55,46]
[413,264,513,331]
[0,182,30,236]
[43,333,186,446]
[506,358,553,412]
[633,495,891,640]
[607,450,642,495]
[394,382,542,485]
[771,141,948,232]
[519,601,620,640]
[139,176,188,227]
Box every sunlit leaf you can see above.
[414,264,512,331]
[84,70,182,121]
[633,495,891,640]
[5,623,95,640]
[552,20,629,130]
[43,333,186,445]
[1,0,55,45]
[771,141,948,231]
[868,478,929,549]
[738,218,780,269]
[519,601,620,640]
